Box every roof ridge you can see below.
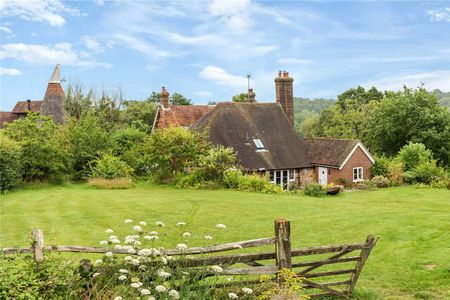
[302,137,359,142]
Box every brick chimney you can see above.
[40,64,67,124]
[275,70,294,126]
[26,99,31,111]
[160,86,170,109]
[247,88,256,103]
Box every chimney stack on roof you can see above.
[40,64,66,124]
[247,88,256,103]
[160,86,170,109]
[274,70,294,126]
[26,99,31,111]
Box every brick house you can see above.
[152,71,376,189]
[0,64,66,128]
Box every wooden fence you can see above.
[1,218,378,298]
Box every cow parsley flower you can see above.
[161,256,168,265]
[182,232,191,238]
[157,269,171,279]
[138,249,152,257]
[124,219,133,224]
[133,225,143,232]
[127,248,136,254]
[204,235,213,240]
[150,231,158,235]
[111,238,120,244]
[228,292,238,299]
[93,272,100,278]
[134,240,141,246]
[147,297,156,300]
[168,289,180,299]
[124,256,132,261]
[155,285,167,293]
[105,228,114,234]
[94,259,102,265]
[176,243,188,251]
[155,221,165,227]
[141,289,151,295]
[100,240,108,245]
[113,297,122,300]
[118,275,127,281]
[130,282,142,288]
[139,221,147,226]
[105,252,113,257]
[216,224,226,229]
[210,265,223,273]
[119,269,128,273]
[144,235,159,241]
[176,222,186,226]
[131,259,140,265]
[242,287,253,294]
[114,245,123,250]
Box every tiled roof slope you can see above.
[301,137,359,168]
[0,112,17,128]
[191,102,311,171]
[154,105,215,129]
[11,100,43,113]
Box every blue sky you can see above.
[1,0,449,110]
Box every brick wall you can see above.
[326,146,373,185]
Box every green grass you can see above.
[1,183,449,299]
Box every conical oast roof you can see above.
[39,64,67,124]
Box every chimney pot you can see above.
[247,88,256,103]
[27,99,31,111]
[278,70,282,78]
[160,86,170,109]
[274,71,294,126]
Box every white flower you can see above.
[94,259,102,265]
[93,272,100,278]
[119,269,128,273]
[157,269,171,279]
[131,282,142,288]
[133,225,143,232]
[210,265,223,273]
[144,235,159,241]
[161,256,168,264]
[242,287,253,294]
[139,221,147,226]
[147,297,156,300]
[228,293,238,299]
[168,289,180,299]
[216,224,226,229]
[134,240,141,246]
[127,248,136,254]
[176,222,186,226]
[124,219,133,224]
[113,297,122,300]
[204,235,213,240]
[182,232,191,238]
[105,252,113,257]
[114,245,123,250]
[100,240,108,245]
[176,243,188,251]
[155,221,165,227]
[155,285,167,292]
[111,238,120,244]
[105,229,114,234]
[131,259,140,265]
[124,256,132,261]
[138,249,152,257]
[118,275,127,281]
[109,235,117,240]
[141,289,151,295]
[150,231,158,235]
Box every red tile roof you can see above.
[301,137,359,168]
[0,112,18,128]
[11,100,43,113]
[154,105,215,130]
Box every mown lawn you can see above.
[1,184,449,299]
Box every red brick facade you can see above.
[315,146,373,185]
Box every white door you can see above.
[318,167,328,185]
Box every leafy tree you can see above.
[397,142,433,172]
[121,100,157,133]
[207,100,218,105]
[0,134,23,191]
[365,87,450,166]
[170,92,192,105]
[297,113,320,138]
[64,84,94,119]
[63,113,110,180]
[3,113,68,183]
[141,127,209,181]
[232,93,247,102]
[111,127,146,156]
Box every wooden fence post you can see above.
[347,235,377,295]
[274,218,292,271]
[32,228,44,271]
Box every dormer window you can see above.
[253,138,265,150]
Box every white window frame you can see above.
[353,167,363,182]
[252,138,265,150]
[288,169,295,181]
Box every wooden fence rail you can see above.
[1,219,378,299]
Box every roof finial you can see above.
[49,64,61,83]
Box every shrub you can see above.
[303,183,325,197]
[193,146,237,182]
[90,153,133,179]
[414,160,445,184]
[222,168,243,189]
[87,177,134,189]
[237,174,283,194]
[388,160,404,186]
[430,177,450,189]
[0,134,23,192]
[371,155,391,177]
[397,142,433,172]
[371,175,390,188]
[336,177,351,188]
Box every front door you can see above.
[318,167,328,185]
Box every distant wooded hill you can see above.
[293,97,335,126]
[433,89,450,108]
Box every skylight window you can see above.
[253,138,265,150]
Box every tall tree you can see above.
[232,93,247,102]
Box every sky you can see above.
[1,0,449,110]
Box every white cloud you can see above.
[199,66,247,90]
[0,0,81,27]
[364,71,450,91]
[0,42,111,68]
[81,35,104,53]
[426,8,450,22]
[196,91,213,97]
[113,34,173,58]
[0,67,22,76]
[277,58,314,65]
[93,0,104,5]
[0,26,13,34]
[208,0,253,31]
